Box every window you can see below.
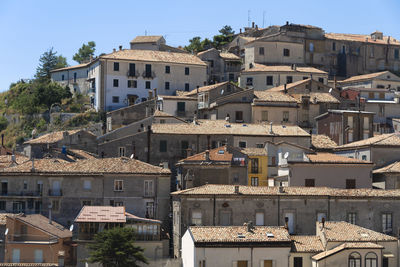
[52,200,59,212]
[342,45,346,54]
[395,49,399,60]
[250,158,259,173]
[191,210,202,225]
[237,261,248,267]
[185,67,190,75]
[145,64,152,77]
[114,180,123,191]
[73,72,77,83]
[145,81,151,89]
[294,257,303,267]
[177,102,185,112]
[23,181,28,190]
[114,201,123,206]
[362,155,367,161]
[370,46,375,57]
[239,141,246,148]
[199,260,206,267]
[286,76,293,84]
[348,212,356,224]
[127,80,137,88]
[34,249,43,263]
[118,147,126,157]
[246,77,253,86]
[379,92,385,99]
[283,111,289,122]
[318,78,324,83]
[251,177,259,186]
[256,143,264,148]
[129,63,135,76]
[160,140,167,152]
[83,180,91,190]
[146,202,154,218]
[144,180,154,197]
[220,211,231,226]
[165,82,170,90]
[255,212,264,225]
[235,111,243,122]
[332,42,336,51]
[379,104,385,116]
[305,179,315,187]
[61,74,64,81]
[309,42,314,52]
[348,252,361,267]
[382,213,392,233]
[317,212,326,222]
[165,65,170,73]
[13,202,25,213]
[113,79,119,87]
[365,252,378,267]
[283,48,290,57]
[303,76,308,80]
[113,62,119,71]
[0,201,5,210]
[12,249,20,263]
[346,179,356,189]
[261,111,268,122]
[112,96,119,103]
[266,76,273,86]
[259,47,264,55]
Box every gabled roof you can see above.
[291,93,340,104]
[267,79,312,92]
[24,130,95,145]
[335,133,400,150]
[373,161,400,174]
[219,52,241,60]
[12,214,72,239]
[312,242,383,261]
[184,82,230,96]
[238,147,267,156]
[305,152,372,164]
[325,33,400,45]
[253,91,298,103]
[291,236,324,253]
[75,206,126,223]
[179,146,232,163]
[338,71,397,84]
[242,64,327,74]
[130,35,164,44]
[50,62,91,72]
[101,49,206,66]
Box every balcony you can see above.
[48,189,62,196]
[250,166,262,174]
[127,70,140,78]
[8,234,58,244]
[0,191,41,197]
[142,71,156,79]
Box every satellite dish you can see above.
[221,89,224,95]
[69,225,74,232]
[130,154,134,159]
[284,152,289,159]
[4,228,8,236]
[329,88,333,93]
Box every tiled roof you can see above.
[291,93,340,104]
[305,153,371,164]
[67,149,97,160]
[242,63,327,74]
[180,146,232,163]
[50,62,91,72]
[13,214,72,239]
[125,212,161,224]
[0,264,58,267]
[0,157,170,175]
[189,226,291,244]
[158,95,197,100]
[325,33,400,45]
[75,206,126,223]
[267,79,312,92]
[311,135,337,150]
[239,147,267,156]
[24,130,87,144]
[253,91,298,103]
[291,236,324,253]
[101,49,207,66]
[319,221,397,242]
[152,120,310,136]
[335,133,400,149]
[153,110,174,117]
[312,242,384,261]
[0,213,15,225]
[0,155,29,169]
[374,161,400,174]
[171,184,400,198]
[338,71,390,84]
[184,82,230,96]
[130,35,163,43]
[220,52,241,60]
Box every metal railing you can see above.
[0,191,41,197]
[48,189,62,196]
[127,70,140,77]
[142,71,156,79]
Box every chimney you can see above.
[119,45,122,51]
[1,134,4,146]
[234,185,240,194]
[286,21,289,26]
[284,217,289,229]
[279,185,284,193]
[255,25,258,30]
[284,84,287,94]
[322,217,325,228]
[113,48,116,52]
[247,221,254,232]
[148,90,153,100]
[269,122,273,134]
[252,22,255,28]
[153,88,157,98]
[240,28,242,34]
[204,150,210,161]
[11,154,16,164]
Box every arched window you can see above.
[365,252,378,267]
[349,252,361,267]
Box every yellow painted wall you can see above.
[247,155,268,186]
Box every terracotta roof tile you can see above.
[0,155,29,169]
[312,242,384,261]
[75,206,126,223]
[189,226,291,244]
[267,79,312,92]
[184,82,230,96]
[306,153,371,164]
[239,147,267,156]
[180,146,232,163]
[338,71,392,84]
[291,93,340,104]
[253,91,298,103]
[243,64,327,74]
[325,33,400,45]
[171,184,400,198]
[158,95,197,100]
[50,62,91,72]
[311,135,337,150]
[291,236,324,253]
[24,130,89,145]
[335,133,400,149]
[101,49,206,66]
[219,52,241,60]
[374,161,400,174]
[130,35,163,43]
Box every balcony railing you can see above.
[0,191,41,197]
[142,71,156,79]
[127,70,140,77]
[250,166,262,174]
[8,234,58,243]
[48,189,62,196]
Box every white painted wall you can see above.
[182,230,195,267]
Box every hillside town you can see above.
[1,21,400,267]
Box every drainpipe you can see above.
[327,196,331,221]
[147,126,151,163]
[213,195,216,226]
[251,246,253,267]
[277,195,280,226]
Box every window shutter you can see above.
[260,260,264,267]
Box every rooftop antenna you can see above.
[145,30,147,36]
[248,10,251,28]
[263,11,266,28]
[69,224,74,231]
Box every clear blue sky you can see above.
[0,0,399,92]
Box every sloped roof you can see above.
[311,135,337,150]
[242,64,327,74]
[373,161,400,174]
[179,146,232,163]
[239,147,267,156]
[24,130,93,145]
[13,214,72,239]
[291,235,324,253]
[335,133,400,149]
[325,33,400,45]
[291,93,340,104]
[253,91,298,103]
[312,242,383,261]
[75,206,126,223]
[189,226,291,244]
[305,153,371,164]
[101,49,206,66]
[184,82,230,96]
[220,52,241,60]
[267,79,312,92]
[338,71,393,84]
[50,62,91,72]
[130,35,164,43]
[0,155,29,169]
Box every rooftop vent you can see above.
[242,124,247,127]
[237,233,246,238]
[218,150,225,154]
[225,124,231,128]
[234,185,240,194]
[266,233,274,238]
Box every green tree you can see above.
[213,25,235,50]
[35,48,68,81]
[184,37,203,53]
[88,227,148,267]
[0,116,8,132]
[73,41,96,63]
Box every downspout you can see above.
[147,126,151,163]
[277,195,280,226]
[155,176,158,219]
[213,195,216,226]
[327,196,331,220]
[251,246,253,267]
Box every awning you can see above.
[383,253,395,258]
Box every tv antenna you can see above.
[263,11,266,28]
[248,10,251,28]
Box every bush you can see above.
[0,117,8,132]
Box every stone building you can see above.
[171,184,400,258]
[129,35,186,53]
[50,62,92,95]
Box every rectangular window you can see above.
[256,212,264,225]
[185,67,190,75]
[73,72,77,83]
[303,76,308,80]
[144,180,154,197]
[266,76,273,86]
[112,96,119,103]
[12,249,20,263]
[283,111,289,122]
[177,102,185,112]
[235,111,243,122]
[165,66,170,73]
[129,63,135,76]
[261,111,268,122]
[118,147,126,157]
[165,82,170,90]
[83,180,91,190]
[379,104,385,116]
[346,179,356,189]
[305,179,315,187]
[246,77,253,86]
[52,200,59,212]
[23,181,28,190]
[146,202,154,218]
[332,42,336,51]
[283,48,290,57]
[395,49,399,60]
[0,201,5,210]
[191,211,202,226]
[286,76,293,84]
[238,141,246,148]
[82,200,92,206]
[382,213,392,233]
[61,74,64,81]
[318,78,324,83]
[114,180,123,191]
[256,143,264,148]
[113,62,119,71]
[113,79,119,87]
[145,81,151,89]
[251,177,259,186]
[259,47,264,55]
[294,257,303,267]
[160,140,167,152]
[127,80,137,88]
[250,158,259,173]
[185,83,190,91]
[145,64,152,77]
[34,249,43,263]
[348,212,356,224]
[370,46,375,57]
[114,201,123,206]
